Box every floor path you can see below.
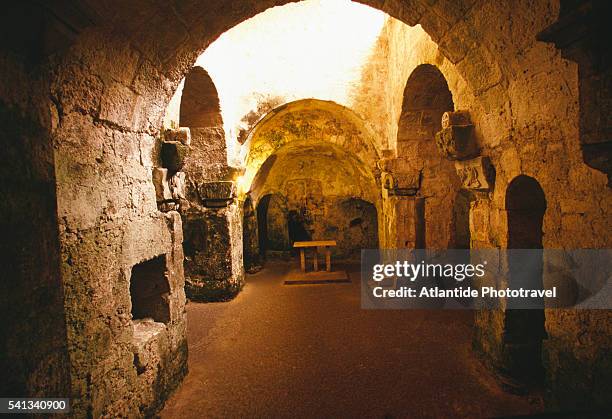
[161,261,539,418]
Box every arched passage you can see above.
[257,193,290,256]
[162,65,245,305]
[503,175,547,386]
[506,175,546,249]
[395,64,462,249]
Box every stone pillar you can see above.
[379,166,424,249]
[393,197,425,249]
[183,195,243,302]
[176,127,245,302]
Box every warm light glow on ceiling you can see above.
[196,0,386,137]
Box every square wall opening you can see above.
[130,255,170,324]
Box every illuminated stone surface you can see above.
[0,0,610,417]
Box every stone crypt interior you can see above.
[1,0,611,417]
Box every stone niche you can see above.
[130,255,171,323]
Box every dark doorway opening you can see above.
[453,189,474,249]
[503,175,547,386]
[257,194,290,259]
[287,209,311,243]
[243,197,261,272]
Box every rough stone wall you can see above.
[458,2,610,407]
[353,6,611,408]
[0,50,71,399]
[539,0,612,185]
[48,30,188,416]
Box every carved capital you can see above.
[454,156,495,192]
[164,127,191,146]
[199,181,237,207]
[382,170,421,196]
[435,125,478,160]
[435,110,479,160]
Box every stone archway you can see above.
[158,65,244,303]
[242,98,381,192]
[388,63,462,250]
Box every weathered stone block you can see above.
[183,204,244,302]
[455,156,495,191]
[198,181,236,207]
[394,171,421,195]
[169,172,186,200]
[164,127,191,146]
[161,141,190,171]
[435,125,479,160]
[158,202,177,212]
[99,82,138,129]
[152,168,172,202]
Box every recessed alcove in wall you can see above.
[503,175,547,385]
[130,255,171,324]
